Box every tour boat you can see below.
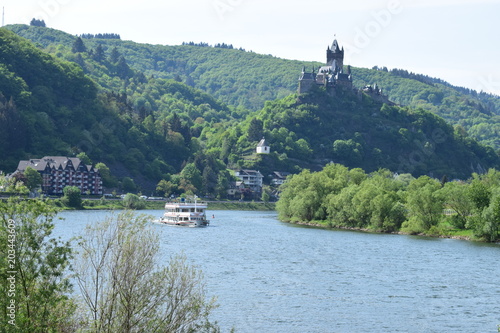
[155,197,209,227]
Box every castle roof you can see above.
[331,39,342,53]
[299,69,315,80]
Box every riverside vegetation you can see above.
[277,163,500,242]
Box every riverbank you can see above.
[79,199,275,211]
[286,220,483,242]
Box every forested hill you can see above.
[0,28,236,192]
[6,24,500,151]
[204,87,499,180]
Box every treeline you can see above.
[182,41,246,51]
[80,33,121,40]
[277,163,500,242]
[371,66,500,117]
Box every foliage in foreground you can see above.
[277,163,500,242]
[0,197,220,332]
[0,197,75,332]
[74,211,219,332]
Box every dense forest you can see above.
[276,163,500,242]
[1,24,500,196]
[0,28,236,194]
[6,24,500,152]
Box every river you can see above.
[53,209,500,333]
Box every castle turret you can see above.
[326,39,344,70]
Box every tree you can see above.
[23,166,42,192]
[404,176,444,232]
[73,211,219,332]
[438,181,474,229]
[92,44,105,62]
[156,179,175,197]
[109,46,120,63]
[72,37,87,53]
[95,162,116,188]
[247,118,263,142]
[122,193,145,209]
[77,152,92,165]
[121,177,137,192]
[0,197,75,331]
[116,55,131,79]
[261,190,270,203]
[181,163,202,193]
[63,186,82,208]
[478,193,500,242]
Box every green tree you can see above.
[404,176,444,232]
[72,37,87,53]
[438,181,474,229]
[156,179,175,197]
[0,197,75,331]
[478,193,500,242]
[62,186,82,208]
[261,190,270,203]
[77,152,92,165]
[73,211,219,332]
[95,162,116,188]
[121,177,137,192]
[23,166,42,191]
[92,44,105,62]
[181,163,202,193]
[109,46,120,63]
[247,118,263,142]
[122,193,145,209]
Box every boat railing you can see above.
[165,200,208,206]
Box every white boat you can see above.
[154,197,210,227]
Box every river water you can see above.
[53,210,500,333]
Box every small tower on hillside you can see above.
[256,137,270,154]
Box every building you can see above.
[16,156,103,195]
[270,171,290,186]
[298,39,353,94]
[234,169,264,193]
[256,137,270,154]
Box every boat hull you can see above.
[153,219,209,227]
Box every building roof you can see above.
[17,156,95,173]
[257,137,269,147]
[236,169,263,177]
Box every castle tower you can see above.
[298,67,316,94]
[326,39,344,70]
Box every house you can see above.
[271,171,290,186]
[16,156,103,195]
[256,137,270,154]
[234,169,264,193]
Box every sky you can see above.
[2,0,500,95]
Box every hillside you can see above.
[0,28,235,192]
[205,87,499,180]
[6,24,500,151]
[1,25,499,197]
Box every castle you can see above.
[298,39,353,94]
[298,38,393,105]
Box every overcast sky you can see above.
[3,0,500,94]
